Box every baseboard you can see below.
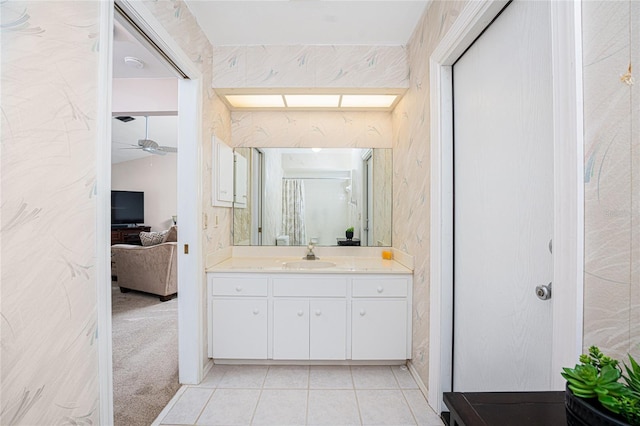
[407,360,431,403]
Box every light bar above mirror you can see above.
[217,89,405,111]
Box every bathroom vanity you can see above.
[206,256,412,362]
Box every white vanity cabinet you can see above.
[272,277,348,360]
[207,272,412,361]
[208,276,268,359]
[351,277,411,360]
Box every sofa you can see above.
[111,226,177,301]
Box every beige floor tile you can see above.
[252,389,308,425]
[198,365,229,388]
[391,365,419,389]
[161,388,214,425]
[357,390,415,425]
[309,366,353,389]
[263,365,310,389]
[351,366,398,389]
[307,390,361,425]
[196,389,260,425]
[402,390,444,425]
[217,365,268,389]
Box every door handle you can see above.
[535,282,552,300]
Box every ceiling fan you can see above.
[117,115,177,156]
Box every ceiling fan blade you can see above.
[156,146,178,153]
[142,146,168,156]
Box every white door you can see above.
[453,0,554,392]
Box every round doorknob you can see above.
[297,310,304,317]
[315,310,322,316]
[252,308,259,315]
[235,286,242,292]
[377,286,384,293]
[359,309,366,316]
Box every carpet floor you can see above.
[112,284,180,426]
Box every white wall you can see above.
[112,155,177,231]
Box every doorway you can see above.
[427,0,584,413]
[98,2,205,423]
[452,0,553,392]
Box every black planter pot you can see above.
[565,385,629,426]
[345,231,354,240]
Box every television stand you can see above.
[111,225,150,245]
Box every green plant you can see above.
[562,346,640,425]
[346,227,354,232]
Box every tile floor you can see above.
[153,365,445,426]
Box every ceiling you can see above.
[184,1,429,46]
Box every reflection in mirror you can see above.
[233,148,392,247]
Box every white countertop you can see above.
[206,256,413,274]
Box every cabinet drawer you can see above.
[211,277,267,296]
[273,277,347,297]
[352,278,408,298]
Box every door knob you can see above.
[297,310,304,317]
[535,282,552,300]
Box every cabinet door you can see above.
[217,142,234,203]
[211,299,267,359]
[273,299,309,360]
[310,300,346,360]
[212,137,234,207]
[352,300,407,360]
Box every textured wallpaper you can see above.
[1,2,102,424]
[141,0,233,372]
[213,45,409,89]
[582,0,640,361]
[391,0,467,389]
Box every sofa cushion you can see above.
[164,225,178,243]
[140,230,168,246]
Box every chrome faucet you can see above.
[304,242,318,260]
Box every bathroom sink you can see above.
[283,261,337,269]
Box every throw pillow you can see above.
[164,225,178,243]
[139,230,168,246]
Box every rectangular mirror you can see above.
[233,148,392,247]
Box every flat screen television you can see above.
[111,191,144,226]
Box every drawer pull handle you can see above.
[235,286,242,292]
[377,286,384,293]
[315,310,322,316]
[252,308,259,315]
[297,310,304,317]
[359,309,366,316]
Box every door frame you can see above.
[427,0,585,413]
[97,1,205,423]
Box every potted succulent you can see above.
[562,346,640,425]
[345,226,354,240]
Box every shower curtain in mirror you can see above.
[282,179,307,245]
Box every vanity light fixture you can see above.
[284,94,340,108]
[225,94,285,108]
[221,93,401,110]
[340,94,397,108]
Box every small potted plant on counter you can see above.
[562,346,640,425]
[345,226,354,240]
